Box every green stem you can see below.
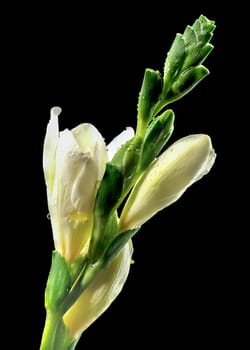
[40,310,78,350]
[151,99,168,119]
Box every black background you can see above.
[3,1,244,349]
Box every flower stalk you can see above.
[40,15,216,349]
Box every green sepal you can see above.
[103,228,140,267]
[44,251,71,311]
[137,69,162,131]
[169,65,209,102]
[139,109,174,170]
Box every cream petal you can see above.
[71,123,108,182]
[49,130,96,260]
[119,134,216,230]
[54,130,87,214]
[43,107,61,195]
[63,242,133,338]
[107,127,135,160]
[44,113,109,261]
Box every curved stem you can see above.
[40,310,78,350]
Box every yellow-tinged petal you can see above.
[119,134,216,230]
[63,242,133,338]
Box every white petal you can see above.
[120,134,216,230]
[63,242,133,337]
[55,129,95,215]
[71,123,108,182]
[49,130,85,256]
[43,107,61,194]
[107,127,135,160]
[50,124,108,261]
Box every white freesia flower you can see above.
[43,107,134,262]
[119,134,216,231]
[43,107,107,262]
[63,241,133,338]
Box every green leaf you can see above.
[103,228,140,267]
[139,109,174,170]
[137,69,162,131]
[45,251,71,311]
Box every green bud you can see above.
[111,136,143,191]
[161,15,215,105]
[94,163,123,218]
[169,65,209,102]
[122,137,142,183]
[89,163,123,263]
[111,138,134,170]
[163,33,186,96]
[139,109,174,170]
[137,69,162,133]
[182,25,214,69]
